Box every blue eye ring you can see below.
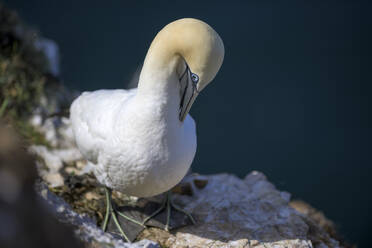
[191,73,199,83]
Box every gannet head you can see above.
[141,18,224,121]
[165,18,225,121]
[165,18,225,90]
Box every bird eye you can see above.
[191,73,199,83]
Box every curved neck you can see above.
[134,40,185,125]
[137,22,189,97]
[137,43,187,103]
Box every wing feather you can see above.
[70,89,136,163]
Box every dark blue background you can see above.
[4,0,371,246]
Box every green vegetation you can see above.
[0,4,49,146]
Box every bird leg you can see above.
[101,187,145,242]
[142,191,196,231]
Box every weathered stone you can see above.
[172,182,193,196]
[290,200,349,248]
[43,171,64,187]
[136,172,340,248]
[37,182,159,248]
[193,178,208,189]
[28,90,345,247]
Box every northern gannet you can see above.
[70,18,224,242]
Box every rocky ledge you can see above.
[27,109,344,248]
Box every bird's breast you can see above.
[97,99,197,197]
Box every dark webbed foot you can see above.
[142,191,195,231]
[102,187,145,242]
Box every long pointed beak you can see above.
[179,66,199,122]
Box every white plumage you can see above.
[70,18,224,202]
[70,87,196,197]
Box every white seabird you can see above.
[70,18,224,241]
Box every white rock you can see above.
[43,172,64,188]
[139,173,340,248]
[52,148,83,164]
[29,145,63,172]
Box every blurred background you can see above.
[2,0,371,246]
